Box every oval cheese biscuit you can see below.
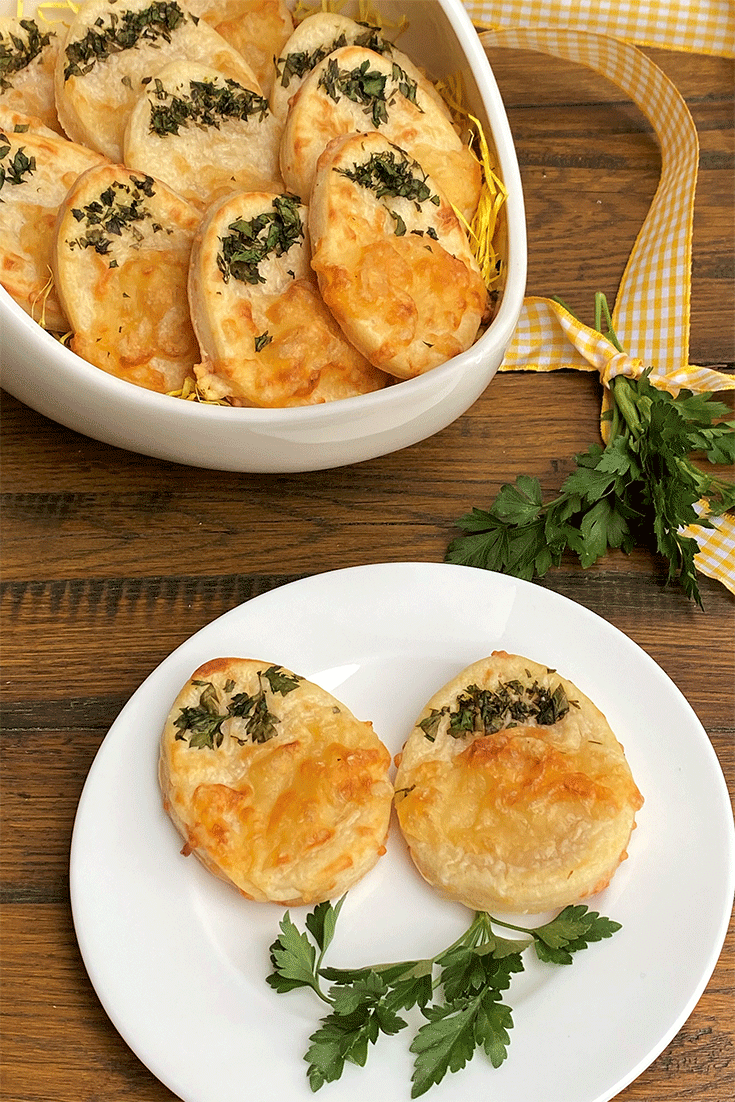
[279,44,481,221]
[270,11,449,127]
[309,131,487,379]
[0,16,63,135]
[159,658,394,905]
[188,189,388,406]
[0,120,105,331]
[394,652,643,914]
[124,59,283,210]
[53,163,201,392]
[187,0,293,96]
[55,0,262,161]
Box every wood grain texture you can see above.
[1,38,733,1102]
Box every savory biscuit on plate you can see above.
[159,657,394,906]
[0,16,64,135]
[0,119,105,331]
[54,0,262,161]
[309,131,487,379]
[269,10,449,126]
[279,44,481,221]
[186,0,293,96]
[53,163,201,392]
[394,651,644,914]
[124,59,283,210]
[188,189,388,406]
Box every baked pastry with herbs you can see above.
[188,189,388,405]
[53,163,201,392]
[394,651,644,914]
[187,0,293,96]
[124,59,283,210]
[54,0,262,161]
[309,131,487,379]
[0,16,64,135]
[269,10,449,126]
[279,43,481,222]
[159,657,394,906]
[0,116,106,330]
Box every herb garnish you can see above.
[338,149,439,208]
[67,175,158,257]
[63,1,188,80]
[446,293,735,607]
[217,195,304,285]
[318,57,421,129]
[418,676,573,741]
[254,331,273,352]
[174,665,302,748]
[267,896,621,1096]
[0,18,53,92]
[147,76,269,136]
[174,679,227,749]
[275,25,392,89]
[0,135,36,192]
[337,149,441,237]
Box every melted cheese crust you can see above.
[53,163,201,392]
[394,652,644,914]
[159,657,394,905]
[309,132,486,379]
[189,190,388,405]
[0,18,63,135]
[0,119,105,330]
[124,59,283,210]
[187,0,293,96]
[55,0,262,161]
[269,11,450,127]
[279,44,481,221]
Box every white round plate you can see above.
[70,563,734,1102]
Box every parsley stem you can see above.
[483,915,537,936]
[610,375,643,439]
[594,291,624,352]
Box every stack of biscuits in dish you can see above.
[1,0,492,407]
[159,651,643,911]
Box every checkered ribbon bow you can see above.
[465,3,735,592]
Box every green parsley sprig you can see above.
[446,293,735,607]
[267,896,621,1097]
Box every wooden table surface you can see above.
[1,38,733,1102]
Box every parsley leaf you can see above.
[446,293,735,607]
[266,898,621,1095]
[492,904,622,966]
[173,679,226,749]
[267,911,323,997]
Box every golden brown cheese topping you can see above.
[187,0,293,96]
[53,163,201,392]
[309,131,487,379]
[188,189,388,405]
[159,657,394,905]
[394,651,643,914]
[0,119,106,331]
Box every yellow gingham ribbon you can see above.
[465,1,735,58]
[467,11,735,593]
